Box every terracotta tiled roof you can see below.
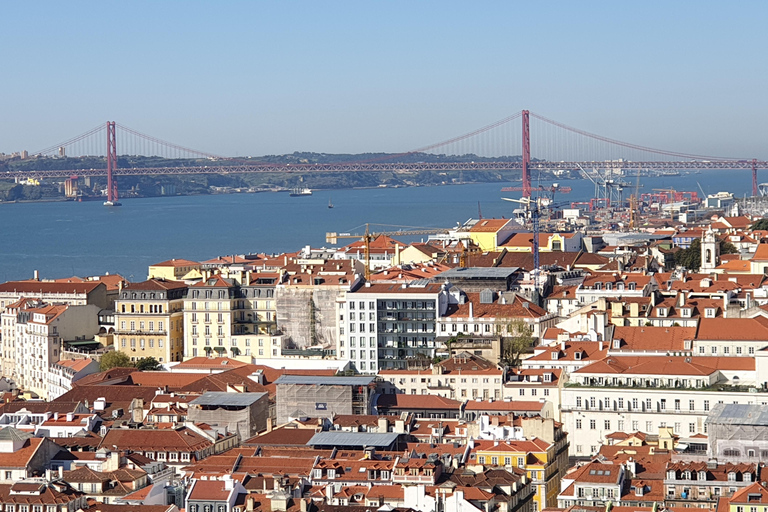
[0,281,103,294]
[443,292,546,319]
[149,259,200,268]
[730,482,768,504]
[0,438,45,468]
[122,279,188,292]
[472,437,551,453]
[99,427,212,453]
[612,326,695,352]
[187,480,232,501]
[376,394,462,410]
[697,317,768,341]
[54,358,95,373]
[575,355,754,376]
[469,219,513,232]
[464,400,544,412]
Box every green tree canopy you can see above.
[135,357,163,371]
[100,351,133,371]
[752,218,768,231]
[496,318,535,367]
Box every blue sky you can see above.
[1,1,766,158]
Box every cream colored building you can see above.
[183,273,282,361]
[114,279,188,364]
[147,258,202,281]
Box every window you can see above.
[704,400,710,411]
[689,423,696,433]
[604,420,611,430]
[590,419,596,430]
[576,419,582,429]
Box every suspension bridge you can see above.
[7,112,766,205]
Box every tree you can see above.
[673,238,738,271]
[100,351,133,371]
[135,357,162,371]
[496,318,535,367]
[752,218,768,231]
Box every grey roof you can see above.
[307,431,400,447]
[0,427,34,442]
[436,267,519,280]
[705,403,768,425]
[190,392,267,407]
[274,375,375,386]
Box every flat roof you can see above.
[190,391,267,406]
[307,431,400,447]
[436,267,520,280]
[274,375,375,386]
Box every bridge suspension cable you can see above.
[31,123,105,156]
[529,111,741,161]
[115,123,223,160]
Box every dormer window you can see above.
[681,308,692,318]
[543,373,552,382]
[635,485,644,497]
[628,283,636,290]
[551,352,559,360]
[613,339,621,349]
[658,307,668,317]
[699,471,706,480]
[705,308,716,318]
[594,283,602,290]
[574,351,582,360]
[605,283,613,291]
[684,471,691,480]
[728,472,736,482]
[668,470,676,480]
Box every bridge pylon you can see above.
[105,121,120,206]
[522,110,531,198]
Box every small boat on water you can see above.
[328,197,334,209]
[289,187,312,197]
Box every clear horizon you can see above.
[2,1,767,159]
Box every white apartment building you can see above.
[378,353,505,400]
[47,358,101,401]
[576,274,656,305]
[12,303,100,399]
[337,281,449,373]
[560,355,764,456]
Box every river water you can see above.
[0,169,757,282]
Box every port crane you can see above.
[502,183,572,204]
[326,224,450,280]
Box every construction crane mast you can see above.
[502,196,542,301]
[326,223,450,280]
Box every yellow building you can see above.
[474,437,563,511]
[148,258,202,281]
[469,219,519,252]
[114,279,188,364]
[728,483,768,512]
[182,273,281,362]
[501,232,580,253]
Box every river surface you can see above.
[0,169,758,282]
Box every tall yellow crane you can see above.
[326,223,450,280]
